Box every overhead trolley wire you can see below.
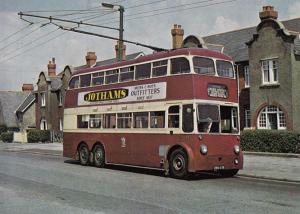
[98,0,236,25]
[0,25,46,52]
[0,30,67,63]
[1,28,60,59]
[0,24,32,44]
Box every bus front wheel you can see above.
[93,144,105,168]
[78,144,89,166]
[169,148,188,179]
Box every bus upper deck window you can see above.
[92,72,104,86]
[216,60,234,78]
[152,60,167,77]
[69,76,79,89]
[136,63,151,80]
[105,69,119,84]
[120,66,134,82]
[193,57,215,75]
[171,57,190,74]
[80,74,91,88]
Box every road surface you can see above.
[0,150,299,214]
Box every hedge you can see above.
[0,132,13,143]
[0,125,7,135]
[241,130,300,153]
[27,129,50,143]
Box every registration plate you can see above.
[213,166,225,171]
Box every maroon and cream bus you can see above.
[63,48,243,179]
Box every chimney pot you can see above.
[115,41,126,61]
[47,57,56,77]
[85,52,97,67]
[22,83,34,92]
[259,5,278,20]
[171,24,184,49]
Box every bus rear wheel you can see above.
[93,144,105,168]
[78,144,89,166]
[169,148,188,179]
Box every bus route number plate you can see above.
[213,166,225,171]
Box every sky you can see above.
[0,0,299,91]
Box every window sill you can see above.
[259,83,280,89]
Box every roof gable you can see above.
[203,17,300,62]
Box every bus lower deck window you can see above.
[77,115,89,128]
[150,111,165,128]
[168,106,180,128]
[133,112,149,128]
[117,113,132,128]
[197,104,220,133]
[103,114,116,128]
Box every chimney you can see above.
[115,41,126,61]
[22,84,34,92]
[259,5,278,20]
[85,52,97,67]
[171,24,184,49]
[47,57,56,77]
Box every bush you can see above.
[0,132,13,143]
[0,125,7,135]
[27,129,50,143]
[241,130,300,153]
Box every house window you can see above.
[244,65,250,88]
[40,118,47,130]
[257,105,286,130]
[59,118,63,131]
[261,59,278,84]
[245,109,251,128]
[58,91,63,106]
[41,92,46,107]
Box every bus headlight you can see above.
[200,144,208,155]
[234,145,240,155]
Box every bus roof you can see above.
[73,48,233,76]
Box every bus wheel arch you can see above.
[167,145,189,179]
[77,141,90,166]
[92,142,106,168]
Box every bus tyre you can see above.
[79,144,89,166]
[220,169,239,177]
[93,145,105,168]
[169,148,188,179]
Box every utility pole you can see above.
[102,3,124,61]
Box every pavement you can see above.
[0,142,299,183]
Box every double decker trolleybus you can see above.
[63,48,243,179]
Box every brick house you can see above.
[35,58,72,141]
[201,6,300,131]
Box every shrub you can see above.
[27,129,50,143]
[241,130,300,153]
[0,132,13,143]
[0,125,7,135]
